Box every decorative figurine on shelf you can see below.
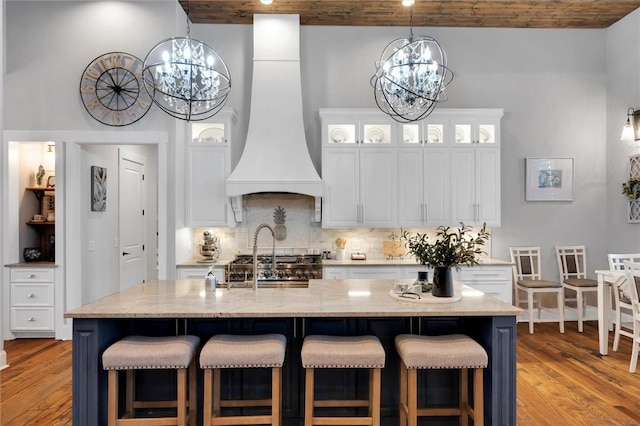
[36,165,46,186]
[198,231,219,263]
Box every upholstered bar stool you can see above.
[301,335,386,426]
[199,333,287,426]
[395,334,488,426]
[102,335,200,426]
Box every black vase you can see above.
[432,266,454,297]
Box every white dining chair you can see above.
[622,261,640,373]
[510,246,564,334]
[555,246,598,332]
[607,253,640,351]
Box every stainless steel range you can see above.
[225,254,323,287]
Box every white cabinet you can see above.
[451,147,500,226]
[186,108,237,227]
[322,267,349,279]
[323,263,513,304]
[9,267,55,336]
[322,266,398,279]
[320,108,502,228]
[177,265,225,282]
[321,110,398,228]
[452,115,500,146]
[399,147,450,226]
[454,264,512,303]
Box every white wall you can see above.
[606,10,640,252]
[1,0,6,367]
[194,22,615,280]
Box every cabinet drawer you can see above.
[456,266,511,283]
[11,307,55,331]
[11,284,54,306]
[10,268,54,283]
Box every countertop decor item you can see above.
[402,223,490,297]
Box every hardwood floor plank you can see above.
[2,322,640,425]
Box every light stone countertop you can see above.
[65,279,521,319]
[321,257,512,266]
[176,257,512,267]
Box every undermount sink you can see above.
[217,281,309,289]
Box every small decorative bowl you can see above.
[24,248,42,262]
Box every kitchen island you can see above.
[65,279,521,425]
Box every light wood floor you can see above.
[2,322,640,425]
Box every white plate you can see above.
[199,127,224,142]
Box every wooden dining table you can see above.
[595,269,626,355]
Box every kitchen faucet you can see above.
[252,223,276,290]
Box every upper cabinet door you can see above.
[185,108,237,227]
[322,109,397,147]
[401,118,449,146]
[453,117,500,147]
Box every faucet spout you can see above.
[252,223,276,290]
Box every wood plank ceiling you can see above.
[181,0,640,29]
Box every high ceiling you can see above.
[180,0,640,29]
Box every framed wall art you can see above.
[91,166,107,211]
[525,157,574,202]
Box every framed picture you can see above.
[525,157,574,201]
[91,166,107,211]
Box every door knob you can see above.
[122,251,131,256]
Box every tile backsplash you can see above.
[190,194,491,260]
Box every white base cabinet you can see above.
[9,267,55,337]
[176,266,225,282]
[322,263,513,304]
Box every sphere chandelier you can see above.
[142,2,231,121]
[371,6,453,123]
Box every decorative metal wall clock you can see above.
[79,52,153,126]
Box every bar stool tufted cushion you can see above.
[395,334,487,369]
[102,335,200,370]
[200,334,286,368]
[301,335,385,369]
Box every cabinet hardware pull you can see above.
[28,317,36,322]
[122,251,131,256]
[27,294,36,298]
[27,274,36,278]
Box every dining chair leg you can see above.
[527,291,535,334]
[631,333,640,373]
[577,290,585,332]
[557,291,565,333]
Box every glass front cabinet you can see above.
[320,108,503,228]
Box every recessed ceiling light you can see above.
[402,0,415,6]
[260,0,273,4]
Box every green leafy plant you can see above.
[401,223,490,269]
[622,176,640,201]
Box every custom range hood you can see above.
[226,14,323,200]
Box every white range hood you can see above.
[226,14,323,201]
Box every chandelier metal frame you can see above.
[371,5,453,123]
[142,1,231,121]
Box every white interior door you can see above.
[119,150,146,291]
